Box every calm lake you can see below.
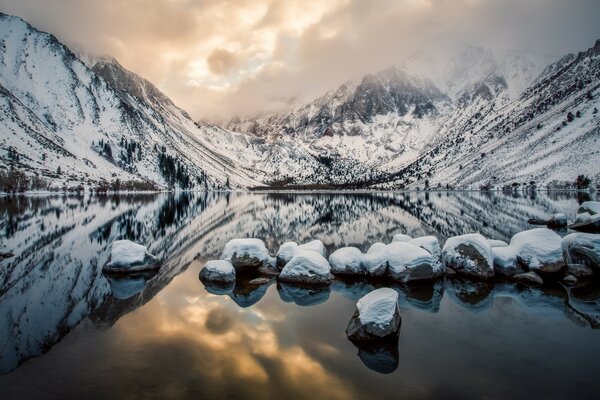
[1,191,599,400]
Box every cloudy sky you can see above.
[1,0,599,119]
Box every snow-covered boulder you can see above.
[199,260,236,284]
[346,288,401,341]
[275,239,327,270]
[103,240,160,273]
[509,229,564,273]
[298,240,327,257]
[391,234,412,243]
[386,242,435,283]
[570,201,600,233]
[361,243,390,277]
[513,271,543,286]
[442,234,494,279]
[492,246,523,277]
[329,247,365,276]
[488,239,509,248]
[221,238,270,272]
[276,242,299,269]
[409,236,443,276]
[547,213,568,229]
[562,233,600,275]
[278,250,334,285]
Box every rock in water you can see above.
[442,234,494,279]
[362,243,390,277]
[278,250,334,285]
[548,213,568,229]
[563,274,578,285]
[513,271,544,286]
[276,242,299,269]
[386,242,435,283]
[492,246,524,277]
[346,288,401,341]
[509,229,564,273]
[562,233,600,274]
[199,260,236,284]
[275,240,326,270]
[329,247,365,276]
[103,240,160,273]
[409,236,444,277]
[569,201,600,233]
[221,238,270,272]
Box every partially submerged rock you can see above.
[361,243,390,277]
[492,246,523,277]
[221,238,270,272]
[509,229,564,274]
[442,234,494,279]
[409,236,443,276]
[562,233,600,274]
[346,288,401,341]
[563,274,578,285]
[329,247,365,276]
[275,240,327,270]
[103,240,160,273]
[569,201,600,233]
[199,260,236,284]
[548,213,568,229]
[278,249,334,285]
[386,242,435,283]
[513,271,544,287]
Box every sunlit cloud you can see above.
[0,0,598,118]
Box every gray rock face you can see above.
[442,234,494,280]
[199,260,236,284]
[562,233,600,273]
[346,288,401,341]
[513,271,544,286]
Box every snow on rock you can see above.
[392,234,412,243]
[488,239,509,248]
[570,202,600,233]
[409,236,443,275]
[513,271,544,286]
[386,242,435,283]
[492,246,523,277]
[103,240,159,273]
[329,247,365,276]
[562,233,600,274]
[278,250,334,285]
[508,228,564,273]
[276,242,299,269]
[442,234,494,279]
[362,243,390,277]
[199,260,236,284]
[298,240,327,257]
[275,239,326,270]
[221,238,270,272]
[346,288,401,341]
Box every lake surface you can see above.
[1,191,599,399]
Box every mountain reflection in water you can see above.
[1,191,599,400]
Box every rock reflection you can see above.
[278,282,331,306]
[105,271,158,300]
[446,279,495,312]
[350,338,400,374]
[228,275,275,308]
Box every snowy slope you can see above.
[383,40,600,190]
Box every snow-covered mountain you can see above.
[225,43,600,189]
[0,12,598,190]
